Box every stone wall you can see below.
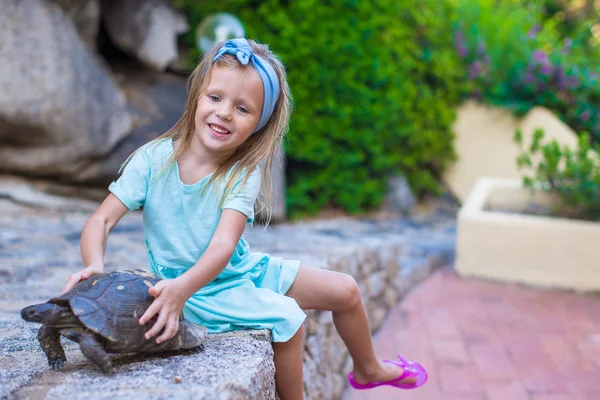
[244,217,455,398]
[0,201,456,399]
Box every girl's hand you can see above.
[61,264,104,294]
[139,278,189,344]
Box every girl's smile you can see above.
[207,122,231,138]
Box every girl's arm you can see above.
[179,208,248,295]
[61,194,130,293]
[139,208,248,343]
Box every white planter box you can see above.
[455,177,600,292]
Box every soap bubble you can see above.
[195,13,245,55]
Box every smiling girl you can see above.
[62,38,427,399]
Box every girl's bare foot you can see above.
[352,360,418,385]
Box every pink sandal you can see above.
[348,354,428,390]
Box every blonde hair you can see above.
[120,39,293,223]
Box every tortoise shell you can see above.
[51,269,169,343]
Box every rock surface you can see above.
[101,0,188,71]
[2,325,275,400]
[0,0,132,181]
[51,0,101,52]
[0,198,456,399]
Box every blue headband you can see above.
[213,39,280,133]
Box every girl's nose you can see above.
[216,107,232,122]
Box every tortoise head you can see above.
[21,302,76,327]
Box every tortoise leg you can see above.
[37,325,67,370]
[79,331,112,374]
[142,320,207,353]
[180,320,208,349]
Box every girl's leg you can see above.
[273,324,305,400]
[286,265,416,384]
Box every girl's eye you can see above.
[208,95,220,102]
[237,106,249,114]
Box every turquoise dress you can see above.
[108,138,305,342]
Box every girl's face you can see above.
[194,65,264,157]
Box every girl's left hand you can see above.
[139,278,189,344]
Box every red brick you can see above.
[440,395,487,400]
[452,302,490,323]
[511,352,558,376]
[539,334,577,365]
[376,330,430,357]
[342,267,600,400]
[438,364,484,394]
[551,350,597,375]
[469,343,516,382]
[343,378,442,400]
[399,380,443,400]
[521,371,570,394]
[465,329,502,347]
[531,395,582,400]
[423,309,462,340]
[394,310,427,330]
[485,382,530,400]
[398,293,420,313]
[574,334,600,368]
[563,370,600,397]
[432,339,470,364]
[525,316,565,335]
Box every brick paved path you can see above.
[343,266,600,400]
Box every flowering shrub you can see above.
[453,0,600,142]
[514,127,600,221]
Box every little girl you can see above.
[62,38,427,399]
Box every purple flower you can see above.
[527,24,540,39]
[524,72,535,84]
[556,69,567,91]
[566,75,579,88]
[469,61,482,78]
[532,50,549,65]
[540,64,553,75]
[454,30,467,58]
[581,111,590,122]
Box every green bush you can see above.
[541,0,600,52]
[453,0,600,143]
[174,0,464,218]
[514,128,600,221]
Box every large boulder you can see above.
[51,0,101,52]
[0,0,132,181]
[101,0,189,71]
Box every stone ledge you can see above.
[2,324,275,400]
[0,202,456,399]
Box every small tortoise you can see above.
[21,269,207,373]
